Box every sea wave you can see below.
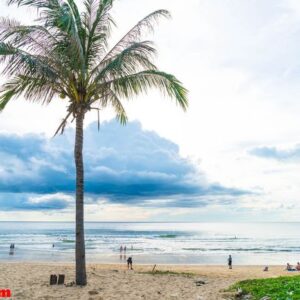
[182,247,299,253]
[158,234,178,238]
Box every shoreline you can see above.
[0,262,296,299]
[1,248,298,265]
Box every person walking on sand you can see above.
[127,257,133,270]
[120,245,123,253]
[124,246,127,253]
[228,255,232,269]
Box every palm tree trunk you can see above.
[74,110,87,286]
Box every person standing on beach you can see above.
[228,255,232,269]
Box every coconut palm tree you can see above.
[0,0,188,285]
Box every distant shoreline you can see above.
[1,221,300,223]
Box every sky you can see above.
[0,0,300,221]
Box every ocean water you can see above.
[0,222,299,265]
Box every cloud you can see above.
[0,193,70,211]
[0,120,248,211]
[250,144,300,161]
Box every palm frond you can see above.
[8,0,52,8]
[0,89,16,111]
[100,88,128,124]
[91,9,170,74]
[107,70,188,110]
[0,74,60,111]
[93,41,157,82]
[83,0,114,68]
[0,42,63,83]
[47,1,86,74]
[0,18,59,56]
[54,110,73,136]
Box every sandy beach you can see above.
[0,263,296,300]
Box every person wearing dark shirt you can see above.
[127,257,133,270]
[228,255,232,269]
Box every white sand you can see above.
[0,263,295,299]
